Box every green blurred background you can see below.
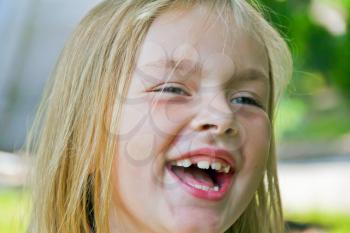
[0,0,349,232]
[263,0,350,232]
[262,0,350,144]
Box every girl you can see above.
[26,0,292,232]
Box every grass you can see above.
[1,189,350,233]
[0,188,30,233]
[285,211,350,233]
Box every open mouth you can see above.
[166,156,235,201]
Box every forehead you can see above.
[137,4,269,80]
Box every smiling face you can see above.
[110,4,271,233]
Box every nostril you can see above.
[226,127,238,136]
[202,124,215,130]
[197,122,237,136]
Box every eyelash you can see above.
[152,85,263,108]
[230,96,262,108]
[153,86,190,96]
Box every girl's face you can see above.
[110,5,271,233]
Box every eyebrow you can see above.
[143,59,269,85]
[230,68,269,85]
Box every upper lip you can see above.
[169,147,236,168]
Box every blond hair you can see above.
[25,1,292,232]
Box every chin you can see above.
[166,212,228,233]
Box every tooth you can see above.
[210,162,222,171]
[197,161,210,169]
[192,184,209,191]
[190,183,215,192]
[176,160,183,166]
[224,165,230,173]
[182,159,192,167]
[175,159,191,167]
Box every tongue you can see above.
[172,166,215,188]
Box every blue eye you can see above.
[231,96,262,108]
[153,86,189,96]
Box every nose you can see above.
[190,95,238,136]
[193,121,237,136]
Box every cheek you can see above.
[235,109,271,190]
[239,109,271,168]
[116,98,197,183]
[112,98,198,223]
[149,97,198,137]
[118,101,156,163]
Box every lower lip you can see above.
[166,165,234,201]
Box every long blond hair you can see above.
[25,1,292,232]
